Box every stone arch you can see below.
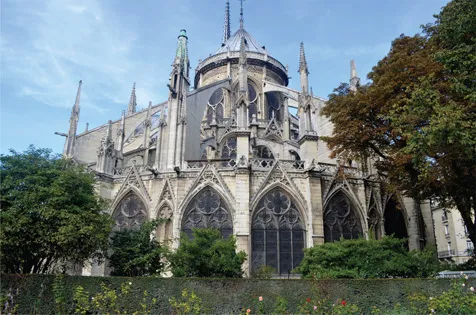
[155,201,174,244]
[218,133,237,163]
[323,189,364,242]
[251,186,306,275]
[253,144,275,159]
[112,190,148,231]
[383,195,408,241]
[180,185,234,238]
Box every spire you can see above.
[239,0,244,30]
[349,59,360,92]
[74,80,82,112]
[298,43,309,94]
[299,42,309,74]
[175,29,190,78]
[64,80,82,157]
[239,35,247,92]
[106,120,112,141]
[127,82,137,115]
[223,0,231,44]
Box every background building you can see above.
[58,1,435,276]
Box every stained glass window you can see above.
[324,191,363,242]
[182,187,233,238]
[220,136,237,166]
[206,88,224,124]
[113,191,148,230]
[267,92,280,120]
[251,188,305,275]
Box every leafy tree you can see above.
[168,228,246,278]
[108,219,168,276]
[0,146,112,274]
[322,0,476,248]
[295,237,444,279]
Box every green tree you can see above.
[108,219,168,276]
[295,237,444,279]
[168,228,246,278]
[0,146,112,274]
[322,0,476,248]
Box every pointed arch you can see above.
[384,195,408,241]
[112,190,148,231]
[180,185,233,238]
[323,189,364,242]
[155,202,174,245]
[251,186,307,275]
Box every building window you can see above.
[206,88,224,124]
[324,191,363,242]
[113,192,147,230]
[444,225,450,237]
[251,188,305,275]
[181,187,232,239]
[467,241,474,255]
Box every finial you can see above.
[85,122,89,132]
[299,42,309,74]
[239,35,247,65]
[350,60,357,79]
[127,82,137,115]
[223,0,231,43]
[106,120,112,139]
[74,80,82,110]
[239,0,245,30]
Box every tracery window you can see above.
[324,191,363,242]
[253,145,275,159]
[156,205,173,243]
[267,92,280,120]
[220,136,237,166]
[206,88,224,124]
[248,84,258,120]
[251,188,305,275]
[113,191,147,230]
[182,187,233,238]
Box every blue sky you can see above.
[0,0,449,155]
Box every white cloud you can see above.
[1,0,162,115]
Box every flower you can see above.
[129,282,132,285]
[246,309,251,313]
[429,297,433,300]
[462,283,466,287]
[314,306,317,310]
[431,309,435,313]
[465,275,469,280]
[470,287,474,292]
[341,300,347,306]
[306,298,311,303]
[259,296,263,302]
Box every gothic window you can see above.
[253,145,275,159]
[220,136,237,166]
[267,92,280,120]
[206,88,224,124]
[324,191,363,242]
[182,187,232,238]
[156,205,173,244]
[251,188,305,275]
[113,191,148,230]
[151,111,161,129]
[248,83,258,120]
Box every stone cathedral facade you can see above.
[60,2,435,276]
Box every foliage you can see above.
[295,237,444,279]
[108,219,168,276]
[321,0,476,247]
[72,281,157,315]
[167,228,247,278]
[251,265,276,279]
[408,275,476,314]
[0,146,112,274]
[2,274,476,314]
[169,288,204,315]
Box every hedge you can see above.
[1,274,475,314]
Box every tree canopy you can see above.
[168,228,246,278]
[321,0,476,247]
[0,146,113,273]
[108,219,168,276]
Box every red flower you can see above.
[341,300,347,306]
[306,298,311,303]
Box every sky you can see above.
[0,0,450,155]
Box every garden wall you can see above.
[2,274,475,314]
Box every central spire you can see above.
[239,0,244,30]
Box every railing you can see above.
[185,159,236,170]
[112,165,147,176]
[279,160,305,170]
[438,250,455,258]
[250,158,275,169]
[438,250,474,258]
[249,159,305,171]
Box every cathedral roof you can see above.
[215,28,267,55]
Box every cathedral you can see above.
[59,1,435,276]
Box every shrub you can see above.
[167,228,246,278]
[295,236,444,279]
